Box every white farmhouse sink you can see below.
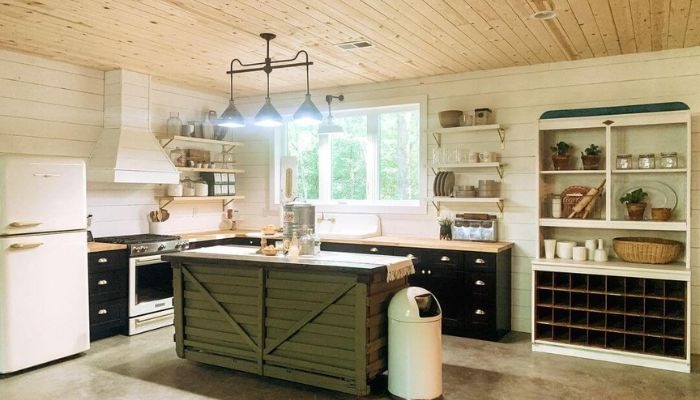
[316,213,381,240]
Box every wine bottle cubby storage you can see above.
[535,271,686,358]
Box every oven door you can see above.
[129,255,173,317]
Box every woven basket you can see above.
[612,237,683,264]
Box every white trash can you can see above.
[388,287,443,400]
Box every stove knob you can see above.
[181,242,189,250]
[158,244,166,251]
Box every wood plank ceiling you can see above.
[0,0,698,96]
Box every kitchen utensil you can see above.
[167,184,183,197]
[160,209,170,222]
[616,181,677,220]
[585,239,597,260]
[442,172,455,197]
[438,110,463,128]
[613,237,682,264]
[556,241,575,259]
[543,239,556,259]
[572,246,587,261]
[561,186,590,218]
[568,179,605,218]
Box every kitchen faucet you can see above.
[317,212,336,224]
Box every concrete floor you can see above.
[1,328,699,400]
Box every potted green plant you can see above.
[581,144,601,170]
[550,141,572,170]
[437,215,453,240]
[619,188,648,220]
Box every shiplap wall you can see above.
[231,47,700,351]
[2,46,700,352]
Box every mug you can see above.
[479,151,493,163]
[468,151,479,163]
[572,246,587,261]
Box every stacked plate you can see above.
[433,171,455,197]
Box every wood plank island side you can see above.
[164,251,410,396]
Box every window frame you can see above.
[270,95,428,215]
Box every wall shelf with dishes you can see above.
[532,102,692,373]
[430,109,506,214]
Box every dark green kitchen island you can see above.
[163,246,412,396]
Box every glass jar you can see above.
[169,147,185,167]
[166,112,182,137]
[638,153,655,169]
[551,194,562,218]
[182,177,195,196]
[659,152,678,169]
[616,154,633,170]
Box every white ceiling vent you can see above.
[335,40,374,50]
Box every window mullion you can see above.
[318,134,331,201]
[366,111,379,201]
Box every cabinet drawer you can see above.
[424,250,463,268]
[88,250,127,269]
[393,247,424,267]
[89,299,127,326]
[468,272,496,298]
[89,268,127,301]
[322,242,394,255]
[464,252,497,272]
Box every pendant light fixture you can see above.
[318,94,344,135]
[217,33,322,129]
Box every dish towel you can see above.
[333,253,415,282]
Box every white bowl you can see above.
[556,241,576,259]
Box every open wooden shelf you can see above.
[430,124,505,149]
[157,195,244,210]
[540,170,606,175]
[429,196,504,214]
[612,168,687,174]
[177,167,245,174]
[538,218,687,231]
[534,271,687,359]
[159,135,244,149]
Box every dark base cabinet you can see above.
[88,250,128,341]
[321,242,512,341]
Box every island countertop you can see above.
[163,245,414,278]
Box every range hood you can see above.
[87,127,179,184]
[87,69,179,184]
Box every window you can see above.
[278,102,423,209]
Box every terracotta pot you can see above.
[439,224,452,240]
[551,154,570,170]
[626,202,647,221]
[581,154,600,170]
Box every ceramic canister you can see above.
[556,241,576,259]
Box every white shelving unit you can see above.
[532,103,692,373]
[429,124,506,214]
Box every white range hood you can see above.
[87,69,179,184]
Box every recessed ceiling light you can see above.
[531,10,558,20]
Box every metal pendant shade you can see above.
[219,33,320,130]
[254,98,283,127]
[293,94,323,125]
[217,99,245,128]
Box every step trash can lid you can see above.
[388,287,442,323]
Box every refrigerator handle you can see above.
[9,242,44,250]
[9,221,43,228]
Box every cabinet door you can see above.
[410,265,466,331]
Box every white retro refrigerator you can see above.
[0,155,89,373]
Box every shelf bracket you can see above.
[497,128,505,149]
[432,132,442,147]
[431,200,440,213]
[161,138,175,149]
[496,165,504,180]
[159,198,174,210]
[221,143,236,154]
[496,200,504,215]
[223,198,236,210]
[431,167,438,176]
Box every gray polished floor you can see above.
[1,328,699,399]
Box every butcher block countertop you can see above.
[177,229,513,253]
[87,242,127,253]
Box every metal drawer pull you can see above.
[475,258,486,264]
[9,221,42,228]
[97,257,109,263]
[97,309,108,315]
[9,242,43,250]
[369,247,379,253]
[440,256,450,262]
[97,279,108,286]
[427,270,432,275]
[475,280,486,286]
[135,314,172,326]
[406,254,416,260]
[421,269,426,274]
[474,309,486,315]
